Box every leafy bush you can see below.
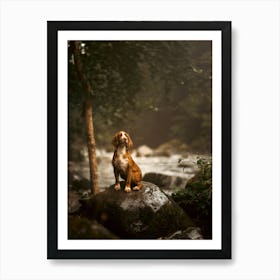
[172,158,212,238]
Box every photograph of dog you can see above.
[112,131,143,192]
[68,40,213,240]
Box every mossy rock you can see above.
[80,181,195,239]
[143,172,187,195]
[68,215,118,239]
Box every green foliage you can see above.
[68,41,144,147]
[68,41,212,151]
[172,158,212,238]
[188,158,212,190]
[168,44,212,152]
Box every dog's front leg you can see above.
[114,167,121,191]
[124,166,132,193]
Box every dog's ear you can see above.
[112,133,119,147]
[125,132,133,149]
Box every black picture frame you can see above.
[47,21,231,259]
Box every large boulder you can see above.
[68,215,118,239]
[80,181,196,239]
[143,172,187,195]
[154,139,189,157]
[136,145,154,157]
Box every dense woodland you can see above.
[68,41,212,155]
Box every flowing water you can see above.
[74,150,205,191]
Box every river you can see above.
[73,150,205,192]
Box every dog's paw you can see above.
[124,186,131,193]
[133,186,140,191]
[114,183,121,191]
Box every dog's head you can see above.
[112,131,133,149]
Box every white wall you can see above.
[0,0,279,279]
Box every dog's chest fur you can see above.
[113,146,129,174]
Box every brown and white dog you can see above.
[112,131,143,192]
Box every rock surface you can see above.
[79,181,196,239]
[159,227,203,240]
[68,215,118,239]
[154,139,189,156]
[136,145,154,157]
[68,191,82,214]
[143,172,187,195]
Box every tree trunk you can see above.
[84,100,99,194]
[73,41,99,194]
